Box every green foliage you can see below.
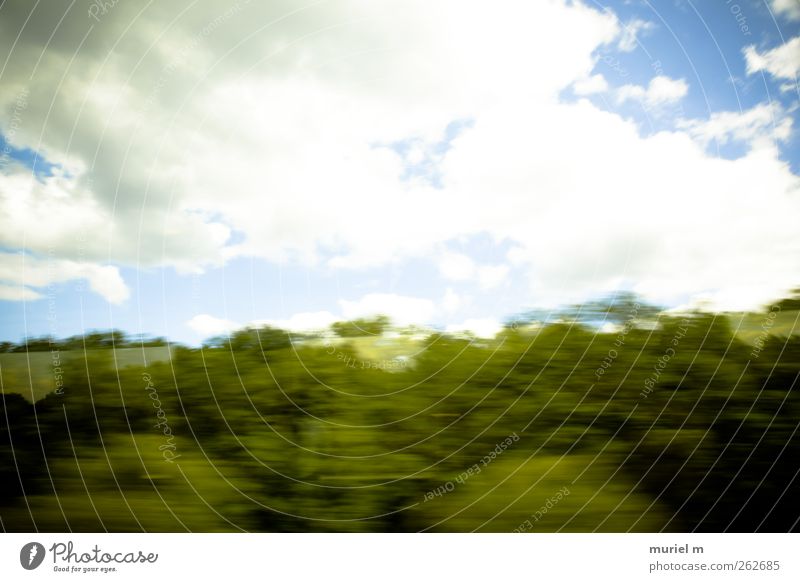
[332,316,390,338]
[774,288,800,311]
[1,298,799,532]
[204,326,293,352]
[3,330,169,352]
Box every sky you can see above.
[1,0,799,345]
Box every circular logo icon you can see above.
[20,542,46,570]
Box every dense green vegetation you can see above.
[1,296,798,532]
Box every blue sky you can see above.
[1,0,799,344]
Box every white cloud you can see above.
[678,103,792,148]
[188,310,339,338]
[598,322,621,334]
[339,293,435,326]
[0,252,129,304]
[0,283,42,301]
[744,37,800,80]
[616,85,647,103]
[0,0,621,277]
[438,252,509,290]
[186,314,240,337]
[573,74,609,96]
[254,311,339,332]
[770,0,800,21]
[84,266,130,305]
[617,76,689,107]
[477,265,510,290]
[439,96,800,311]
[438,251,476,281]
[442,287,466,313]
[647,76,689,104]
[617,18,655,52]
[0,0,798,317]
[446,318,503,338]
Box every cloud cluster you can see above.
[573,74,609,96]
[744,37,800,82]
[770,0,800,21]
[616,18,655,52]
[0,251,128,303]
[1,0,798,316]
[678,103,792,148]
[437,252,509,290]
[616,76,689,108]
[186,314,240,337]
